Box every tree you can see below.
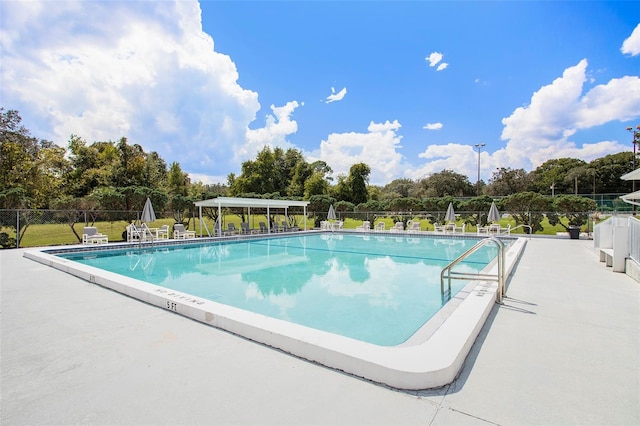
[530,158,587,195]
[588,152,635,193]
[347,163,371,204]
[486,167,531,196]
[461,195,495,226]
[0,108,64,208]
[502,191,551,233]
[547,195,597,231]
[418,170,474,197]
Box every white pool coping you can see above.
[24,235,526,390]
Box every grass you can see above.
[3,214,584,248]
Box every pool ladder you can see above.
[440,237,506,304]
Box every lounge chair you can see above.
[391,222,404,232]
[259,222,268,233]
[356,221,370,231]
[477,225,489,235]
[82,226,108,244]
[375,222,385,232]
[407,220,421,233]
[453,223,466,234]
[173,223,195,239]
[444,223,457,233]
[240,222,257,234]
[225,223,238,235]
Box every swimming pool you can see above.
[57,234,495,346]
[25,231,526,389]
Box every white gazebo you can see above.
[621,168,640,207]
[193,197,310,236]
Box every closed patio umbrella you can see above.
[445,202,456,223]
[327,204,337,220]
[488,201,501,223]
[141,197,156,223]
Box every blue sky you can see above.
[1,1,639,186]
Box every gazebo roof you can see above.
[621,168,640,181]
[194,197,309,209]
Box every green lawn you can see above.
[3,214,585,248]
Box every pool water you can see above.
[60,234,498,346]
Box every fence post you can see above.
[16,209,20,249]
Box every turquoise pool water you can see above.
[60,234,498,346]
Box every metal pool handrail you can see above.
[441,237,506,304]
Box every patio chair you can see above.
[259,222,268,233]
[444,223,457,233]
[240,222,255,234]
[356,221,370,231]
[156,225,170,239]
[173,223,195,239]
[225,223,238,236]
[126,223,143,242]
[391,222,404,232]
[82,226,108,244]
[407,221,421,233]
[375,222,385,232]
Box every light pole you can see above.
[474,143,485,195]
[626,125,640,213]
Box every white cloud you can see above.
[621,23,640,56]
[325,87,347,103]
[407,59,640,181]
[242,101,301,160]
[500,59,639,169]
[0,0,285,181]
[436,63,448,71]
[425,52,443,67]
[423,122,443,130]
[316,120,405,185]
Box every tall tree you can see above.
[486,167,531,196]
[418,170,475,197]
[588,152,635,193]
[0,108,65,208]
[347,163,371,205]
[530,158,587,195]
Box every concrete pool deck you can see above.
[1,237,639,425]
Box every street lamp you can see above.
[474,143,485,195]
[626,125,640,213]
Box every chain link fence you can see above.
[1,205,632,249]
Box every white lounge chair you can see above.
[375,222,386,232]
[356,221,370,231]
[82,226,108,244]
[173,224,195,239]
[391,222,404,232]
[407,221,421,233]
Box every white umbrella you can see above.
[488,201,501,223]
[141,197,156,223]
[327,204,337,220]
[445,202,456,223]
